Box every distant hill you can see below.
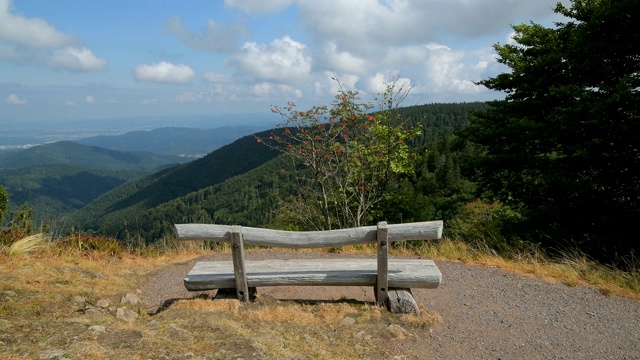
[69,102,488,240]
[68,130,279,235]
[0,141,187,171]
[0,164,147,222]
[0,141,190,222]
[77,126,265,157]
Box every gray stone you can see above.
[169,323,190,333]
[340,316,356,326]
[120,292,141,307]
[96,299,110,308]
[116,307,138,323]
[88,325,106,333]
[387,324,413,340]
[39,349,65,359]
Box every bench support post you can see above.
[230,226,249,302]
[376,221,389,308]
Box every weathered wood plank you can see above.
[230,226,249,301]
[376,221,388,307]
[184,259,442,291]
[175,221,443,248]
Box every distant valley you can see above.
[0,114,276,153]
[0,124,269,222]
[0,103,488,241]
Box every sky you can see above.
[0,0,569,127]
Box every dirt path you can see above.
[139,250,640,359]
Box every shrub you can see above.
[57,232,125,256]
[446,199,525,254]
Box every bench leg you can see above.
[214,287,257,301]
[387,288,420,315]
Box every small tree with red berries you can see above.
[259,77,420,230]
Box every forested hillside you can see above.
[0,141,187,222]
[68,130,280,236]
[71,102,486,241]
[0,165,145,222]
[0,141,186,170]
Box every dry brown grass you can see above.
[7,233,49,257]
[1,232,637,358]
[411,237,640,300]
[0,237,439,359]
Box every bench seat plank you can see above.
[184,259,442,291]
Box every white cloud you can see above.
[0,1,107,72]
[66,101,76,106]
[365,72,412,96]
[165,15,247,52]
[250,82,272,97]
[296,0,561,57]
[0,0,73,48]
[412,43,489,94]
[318,41,369,76]
[313,71,359,98]
[85,95,95,104]
[232,35,312,85]
[249,82,303,100]
[275,0,562,103]
[224,0,294,13]
[135,62,195,84]
[49,47,107,71]
[203,71,232,84]
[6,93,26,104]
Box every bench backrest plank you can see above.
[175,220,442,248]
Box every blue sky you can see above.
[0,0,568,126]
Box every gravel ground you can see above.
[139,249,640,359]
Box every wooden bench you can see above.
[174,221,443,314]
